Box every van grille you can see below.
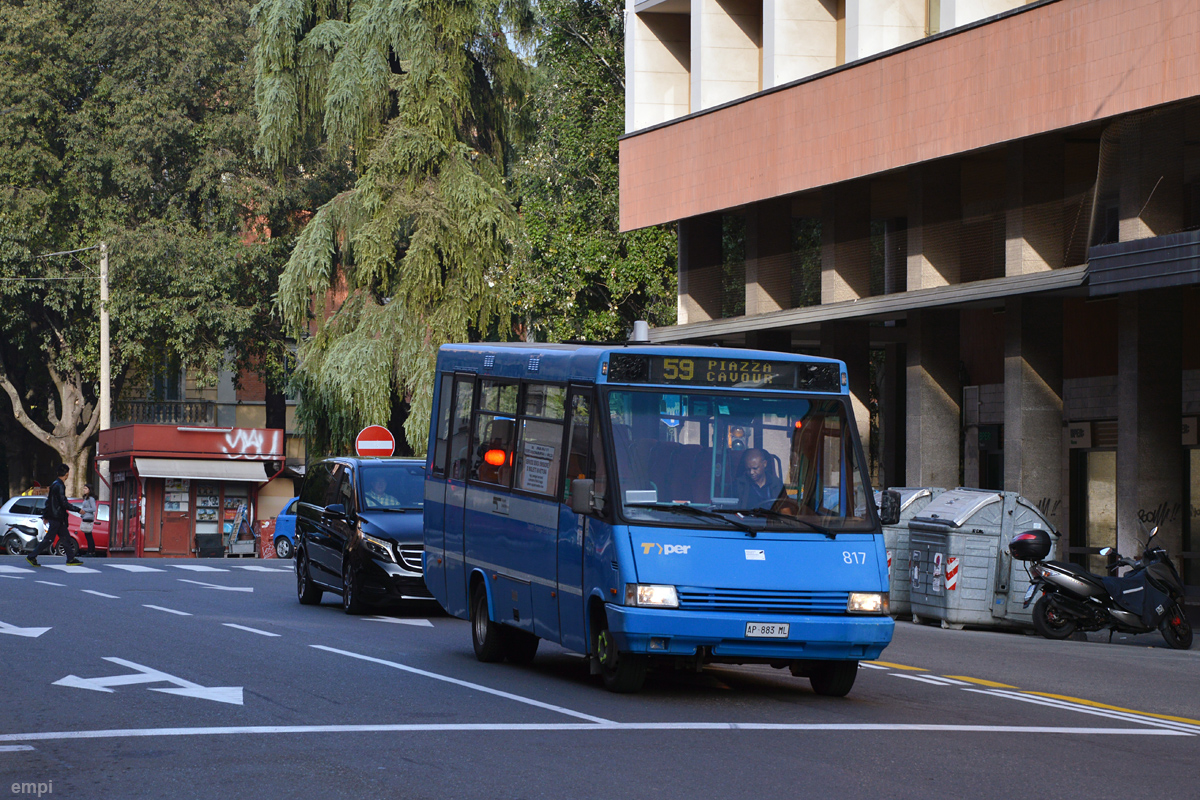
[398,548,424,572]
[676,587,849,615]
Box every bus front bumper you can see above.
[605,605,894,662]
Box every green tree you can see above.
[514,0,676,342]
[255,0,534,456]
[0,0,311,494]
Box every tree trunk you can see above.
[0,368,100,498]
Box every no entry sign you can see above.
[355,425,395,458]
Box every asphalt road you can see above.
[2,554,1199,799]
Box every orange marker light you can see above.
[794,421,803,429]
[484,449,507,466]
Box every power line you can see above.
[0,276,93,281]
[35,245,102,258]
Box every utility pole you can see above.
[99,242,111,502]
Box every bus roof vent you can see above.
[483,354,495,370]
[629,320,651,343]
[527,355,540,372]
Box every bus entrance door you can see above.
[557,386,596,652]
[443,374,475,618]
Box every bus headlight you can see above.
[847,592,888,615]
[361,533,396,563]
[625,584,679,608]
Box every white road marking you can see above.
[170,564,229,572]
[106,564,165,573]
[43,565,101,573]
[143,605,191,616]
[54,657,243,705]
[362,616,434,627]
[891,674,955,687]
[857,662,889,670]
[0,565,33,573]
[178,579,253,593]
[81,590,120,599]
[0,722,1186,745]
[0,745,35,752]
[0,620,51,638]
[0,575,23,579]
[312,645,614,724]
[934,676,973,686]
[227,565,290,572]
[222,623,280,637]
[968,688,1200,735]
[35,581,65,587]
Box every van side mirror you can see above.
[323,503,347,518]
[569,479,596,515]
[879,490,901,526]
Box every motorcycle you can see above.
[1010,525,1193,650]
[3,520,62,556]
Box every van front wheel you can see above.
[594,618,647,693]
[806,660,858,697]
[471,585,506,663]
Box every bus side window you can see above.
[432,373,454,475]
[471,414,516,487]
[563,393,590,502]
[448,377,475,481]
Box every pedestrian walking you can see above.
[26,463,83,567]
[78,484,98,556]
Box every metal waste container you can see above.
[875,488,945,618]
[907,488,1058,629]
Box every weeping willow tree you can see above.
[254,0,533,455]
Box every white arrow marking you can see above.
[170,564,228,572]
[81,590,119,599]
[53,658,243,705]
[0,620,52,638]
[363,616,434,628]
[178,579,253,593]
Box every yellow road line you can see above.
[943,675,1016,689]
[869,660,927,672]
[1025,692,1200,727]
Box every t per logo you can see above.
[640,543,691,555]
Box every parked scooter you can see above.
[3,520,60,556]
[1010,525,1192,650]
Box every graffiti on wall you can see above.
[221,429,283,460]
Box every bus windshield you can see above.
[605,389,873,533]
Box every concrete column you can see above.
[821,321,870,458]
[1116,290,1183,562]
[628,8,691,132]
[879,342,906,487]
[1003,297,1064,531]
[844,0,923,62]
[908,162,962,290]
[692,0,761,111]
[822,181,871,303]
[678,214,723,324]
[745,199,793,315]
[939,0,1024,32]
[906,310,961,487]
[962,386,981,488]
[883,218,907,295]
[1120,109,1185,241]
[1006,137,1064,276]
[764,0,838,88]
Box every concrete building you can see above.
[619,0,1200,587]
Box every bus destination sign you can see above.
[607,354,841,392]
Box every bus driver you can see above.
[736,448,783,509]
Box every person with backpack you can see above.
[27,463,83,567]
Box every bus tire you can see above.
[807,660,858,697]
[471,584,506,663]
[594,615,647,693]
[503,628,540,664]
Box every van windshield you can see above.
[605,390,873,532]
[360,464,426,511]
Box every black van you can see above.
[294,457,431,613]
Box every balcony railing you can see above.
[114,400,215,426]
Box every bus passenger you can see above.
[736,448,783,509]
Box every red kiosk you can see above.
[97,425,285,558]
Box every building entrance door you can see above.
[1069,448,1117,574]
[160,479,192,556]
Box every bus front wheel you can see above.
[804,660,859,697]
[594,618,647,693]
[471,584,507,663]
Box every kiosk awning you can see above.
[134,458,269,482]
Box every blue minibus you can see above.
[423,341,899,693]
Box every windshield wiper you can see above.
[722,508,838,539]
[626,502,758,535]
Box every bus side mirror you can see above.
[879,490,901,526]
[570,479,595,515]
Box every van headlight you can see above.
[361,533,396,563]
[847,592,888,615]
[624,584,679,608]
